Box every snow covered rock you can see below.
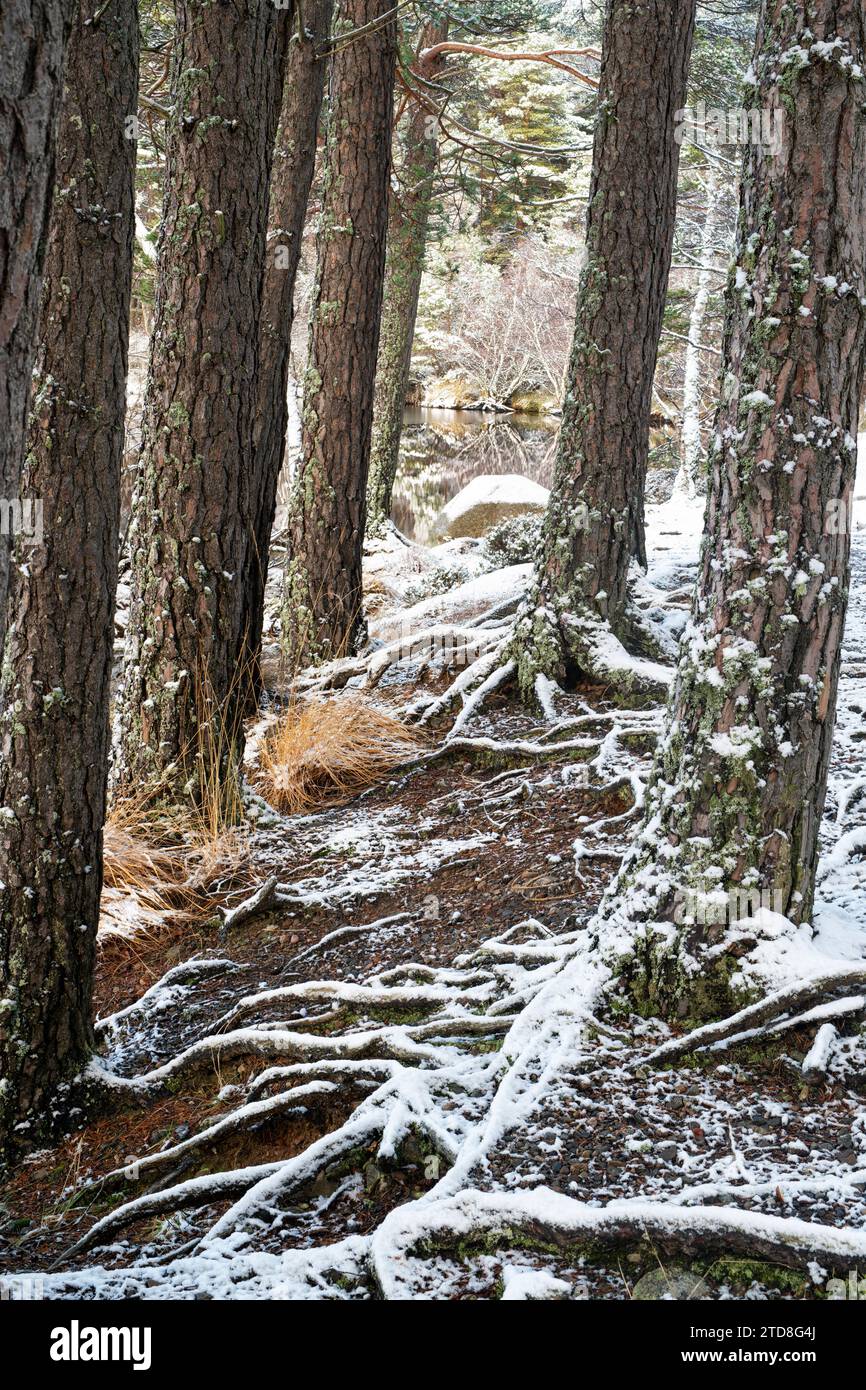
[435,473,550,539]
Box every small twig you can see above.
[220,876,279,934]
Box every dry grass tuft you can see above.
[103,825,186,898]
[258,695,425,815]
[101,792,248,937]
[100,660,252,938]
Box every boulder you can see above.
[422,373,484,409]
[435,473,550,539]
[508,389,559,415]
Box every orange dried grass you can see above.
[258,695,425,815]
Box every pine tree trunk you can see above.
[0,0,73,656]
[116,0,291,797]
[281,0,397,668]
[366,22,447,533]
[513,0,696,695]
[0,0,138,1155]
[607,0,866,1019]
[244,0,334,694]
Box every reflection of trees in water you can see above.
[392,410,559,543]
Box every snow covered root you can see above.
[41,881,866,1296]
[53,918,606,1270]
[294,585,676,739]
[369,1189,866,1299]
[510,600,675,709]
[641,965,866,1067]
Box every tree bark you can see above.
[0,0,138,1156]
[605,0,866,1018]
[116,0,291,798]
[281,0,397,668]
[244,0,334,695]
[366,21,447,534]
[0,0,74,656]
[513,0,696,695]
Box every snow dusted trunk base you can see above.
[511,600,674,709]
[511,0,696,697]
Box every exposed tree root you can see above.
[510,600,674,707]
[438,657,516,740]
[95,958,245,1036]
[368,625,499,689]
[413,646,510,729]
[802,1023,840,1084]
[220,876,279,933]
[32,630,866,1299]
[79,1080,353,1196]
[37,889,866,1297]
[292,588,676,737]
[214,973,496,1031]
[369,1188,866,1298]
[57,1160,289,1265]
[693,996,866,1058]
[642,968,866,1068]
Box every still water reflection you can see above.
[392,407,559,544]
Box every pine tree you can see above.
[603,0,866,1019]
[281,0,397,667]
[244,0,335,693]
[0,0,74,654]
[512,0,697,698]
[0,0,138,1155]
[116,0,290,798]
[366,20,448,533]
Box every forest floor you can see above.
[2,473,866,1301]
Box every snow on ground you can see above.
[251,803,494,911]
[369,563,530,644]
[6,444,866,1301]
